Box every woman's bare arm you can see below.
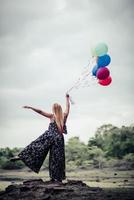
[23,106,53,118]
[64,94,70,117]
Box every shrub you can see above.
[1,160,25,170]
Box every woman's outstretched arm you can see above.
[23,106,53,118]
[64,94,70,117]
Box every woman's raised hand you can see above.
[66,93,70,98]
[23,106,32,109]
[66,93,74,104]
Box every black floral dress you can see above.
[18,118,67,181]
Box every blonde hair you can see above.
[52,103,64,133]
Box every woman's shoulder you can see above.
[50,114,55,122]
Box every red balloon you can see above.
[96,67,110,80]
[98,76,112,86]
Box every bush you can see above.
[105,158,120,168]
[105,157,134,170]
[1,160,25,170]
[66,161,77,171]
[0,157,8,168]
[80,160,94,169]
[124,153,134,162]
[123,153,134,169]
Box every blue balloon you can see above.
[92,65,99,76]
[97,54,111,67]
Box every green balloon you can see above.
[94,43,108,56]
[91,47,97,56]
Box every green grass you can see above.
[0,168,134,191]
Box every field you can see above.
[0,168,134,191]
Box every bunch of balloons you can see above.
[91,43,112,86]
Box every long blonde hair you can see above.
[52,103,64,133]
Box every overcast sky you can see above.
[0,0,134,147]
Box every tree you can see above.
[65,137,89,167]
[88,124,134,159]
[88,146,106,168]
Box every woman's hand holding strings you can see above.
[23,106,32,109]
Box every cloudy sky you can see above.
[0,0,134,147]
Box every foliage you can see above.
[0,148,24,170]
[88,124,134,159]
[88,146,106,168]
[1,160,25,170]
[65,137,89,166]
[0,124,134,170]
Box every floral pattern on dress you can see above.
[18,119,67,181]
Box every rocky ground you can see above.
[0,179,134,200]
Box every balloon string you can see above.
[68,72,95,93]
[66,57,98,104]
[67,60,91,93]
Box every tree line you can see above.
[0,124,134,170]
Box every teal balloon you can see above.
[92,65,99,76]
[94,43,108,56]
[98,54,111,67]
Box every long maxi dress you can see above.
[18,117,67,181]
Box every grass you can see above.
[0,168,134,191]
[66,169,134,188]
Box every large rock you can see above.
[0,179,134,200]
[0,179,103,200]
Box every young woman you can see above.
[11,94,70,183]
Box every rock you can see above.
[1,179,134,200]
[6,185,19,192]
[66,179,86,186]
[23,178,44,185]
[0,179,104,200]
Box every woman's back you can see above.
[49,115,68,135]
